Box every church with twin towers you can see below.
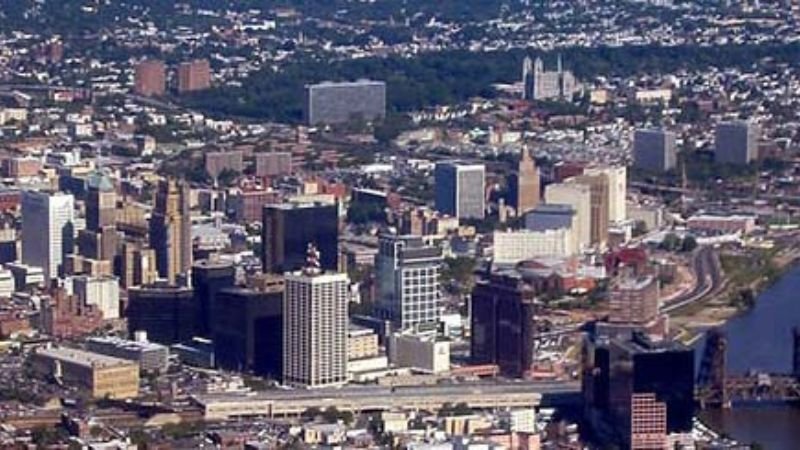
[521,54,583,101]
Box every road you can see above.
[661,246,724,314]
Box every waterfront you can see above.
[699,264,800,449]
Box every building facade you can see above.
[134,59,166,97]
[304,80,386,125]
[510,148,540,214]
[149,179,192,284]
[178,59,212,93]
[262,203,339,274]
[633,129,677,173]
[434,161,485,220]
[493,229,575,264]
[714,120,759,165]
[375,234,443,331]
[544,183,591,251]
[21,191,75,283]
[283,265,349,388]
[127,285,195,345]
[31,347,139,399]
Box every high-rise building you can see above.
[544,183,592,251]
[630,393,668,450]
[213,284,283,379]
[21,191,75,283]
[510,148,540,214]
[434,161,485,220]
[522,55,582,101]
[134,59,166,97]
[633,129,677,173]
[283,247,349,388]
[204,150,243,180]
[86,169,116,231]
[583,333,694,444]
[714,120,759,165]
[127,284,195,345]
[568,174,610,247]
[304,80,386,125]
[471,272,536,378]
[119,241,157,288]
[149,179,192,285]
[191,259,236,338]
[584,166,627,224]
[178,59,212,93]
[493,228,575,263]
[261,203,338,274]
[375,234,443,331]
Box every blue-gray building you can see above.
[714,120,759,165]
[304,80,386,125]
[525,203,575,232]
[434,161,485,220]
[633,129,677,172]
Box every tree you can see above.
[216,168,240,187]
[680,235,698,252]
[660,233,681,252]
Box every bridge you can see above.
[696,328,800,408]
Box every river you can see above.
[698,265,800,450]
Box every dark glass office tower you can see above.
[213,285,283,379]
[470,272,536,378]
[191,259,235,338]
[261,203,338,274]
[127,284,195,345]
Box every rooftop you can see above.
[35,346,136,369]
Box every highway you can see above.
[660,246,724,314]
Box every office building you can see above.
[86,333,169,374]
[375,233,443,331]
[510,148,540,214]
[178,59,212,93]
[584,166,627,224]
[348,325,380,360]
[633,129,677,173]
[127,284,195,345]
[21,191,75,283]
[134,59,166,97]
[568,174,610,247]
[522,55,582,101]
[262,203,338,274]
[255,152,293,177]
[304,80,386,125]
[583,333,695,443]
[545,183,591,251]
[283,248,349,388]
[214,284,283,379]
[609,275,660,326]
[471,272,536,378]
[30,347,139,399]
[389,331,450,374]
[525,204,575,232]
[191,259,236,338]
[86,168,116,231]
[149,179,192,284]
[72,275,120,320]
[434,161,485,220]
[493,229,575,263]
[714,120,759,165]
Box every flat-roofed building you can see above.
[304,80,386,125]
[633,129,677,173]
[86,333,169,374]
[30,347,139,399]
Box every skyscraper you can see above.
[86,169,116,231]
[214,283,283,379]
[714,120,759,165]
[304,80,386,125]
[568,174,610,247]
[510,148,540,214]
[149,179,192,285]
[584,166,627,225]
[178,59,212,94]
[261,203,338,274]
[127,284,196,345]
[633,129,677,173]
[434,161,485,220]
[471,272,536,378]
[191,259,235,338]
[375,233,443,331]
[22,191,75,284]
[283,246,349,388]
[133,59,166,97]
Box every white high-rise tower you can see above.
[22,191,75,283]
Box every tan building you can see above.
[30,347,139,399]
[568,174,609,247]
[347,325,380,360]
[178,59,212,93]
[609,275,660,326]
[513,148,540,214]
[149,179,192,284]
[120,242,157,288]
[544,182,592,250]
[134,60,166,97]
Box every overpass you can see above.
[191,380,581,420]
